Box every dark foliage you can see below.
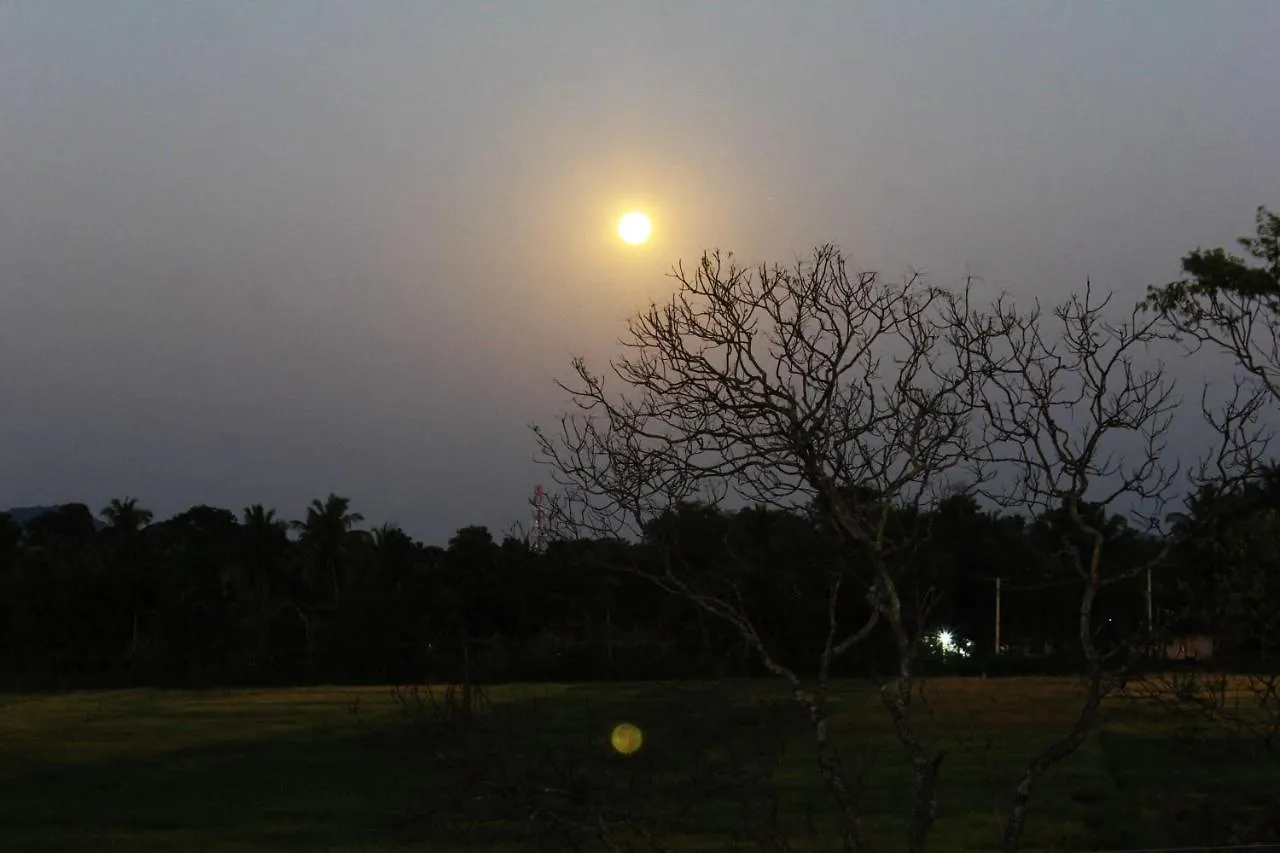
[1,480,1274,690]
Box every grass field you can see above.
[1,678,1277,851]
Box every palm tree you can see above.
[239,504,289,598]
[242,503,287,534]
[371,523,411,551]
[100,497,153,533]
[371,524,418,580]
[234,504,294,670]
[98,497,153,667]
[292,494,364,607]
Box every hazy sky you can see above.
[1,1,1278,543]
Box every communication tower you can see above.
[530,484,548,553]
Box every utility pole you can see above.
[1146,567,1153,630]
[995,577,1002,656]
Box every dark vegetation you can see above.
[1,474,1279,691]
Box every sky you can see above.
[1,1,1278,544]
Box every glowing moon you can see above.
[610,722,643,754]
[617,211,652,245]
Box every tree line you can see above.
[0,473,1277,691]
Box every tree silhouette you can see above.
[538,243,1268,852]
[100,497,153,533]
[292,494,364,608]
[243,503,286,534]
[0,513,23,574]
[948,279,1270,851]
[1144,205,1280,404]
[538,245,1003,851]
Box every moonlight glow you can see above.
[617,211,652,245]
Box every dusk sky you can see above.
[2,1,1278,544]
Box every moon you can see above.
[617,211,652,245]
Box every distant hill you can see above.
[5,506,59,525]
[3,505,106,530]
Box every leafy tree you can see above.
[1218,508,1280,664]
[22,503,97,552]
[0,513,21,574]
[145,506,240,681]
[444,526,515,669]
[0,513,23,678]
[1144,205,1280,402]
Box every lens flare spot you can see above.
[610,722,643,755]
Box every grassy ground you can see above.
[0,678,1276,851]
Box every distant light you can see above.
[933,628,970,658]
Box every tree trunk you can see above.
[813,718,876,852]
[128,611,140,668]
[697,610,712,669]
[329,558,340,608]
[605,606,614,662]
[1002,570,1104,852]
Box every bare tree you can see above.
[945,284,1268,852]
[1130,207,1280,839]
[536,247,1266,851]
[537,246,1004,852]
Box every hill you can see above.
[3,505,105,529]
